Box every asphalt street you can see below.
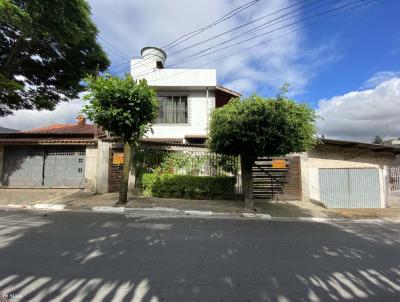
[0,209,400,302]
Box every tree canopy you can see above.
[83,74,159,145]
[0,0,109,116]
[83,74,159,204]
[208,95,318,161]
[372,135,383,144]
[208,94,318,210]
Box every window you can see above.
[156,96,188,124]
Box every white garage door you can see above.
[319,168,381,208]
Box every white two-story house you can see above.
[131,46,240,145]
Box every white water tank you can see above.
[141,46,167,69]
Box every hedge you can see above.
[141,173,236,199]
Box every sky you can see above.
[1,0,399,142]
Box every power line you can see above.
[166,0,361,68]
[167,0,323,57]
[163,0,261,50]
[113,0,325,76]
[109,0,262,75]
[98,35,131,60]
[130,0,372,81]
[166,0,341,66]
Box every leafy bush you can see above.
[141,173,236,199]
[136,149,239,181]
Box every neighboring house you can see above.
[383,139,400,147]
[303,139,400,209]
[131,46,240,144]
[0,115,99,189]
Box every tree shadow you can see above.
[0,210,400,301]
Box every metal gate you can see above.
[2,147,44,187]
[319,168,381,208]
[2,146,85,188]
[389,166,400,207]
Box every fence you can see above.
[389,166,400,192]
[134,147,242,194]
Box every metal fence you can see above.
[134,148,242,193]
[389,166,400,192]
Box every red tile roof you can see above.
[0,138,96,145]
[22,123,98,135]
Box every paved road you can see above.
[0,209,400,302]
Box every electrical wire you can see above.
[112,0,326,75]
[129,0,372,81]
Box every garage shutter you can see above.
[319,168,381,208]
[2,146,44,187]
[2,146,85,188]
[44,147,86,187]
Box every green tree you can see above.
[372,135,383,144]
[208,95,318,211]
[0,0,109,116]
[83,74,159,204]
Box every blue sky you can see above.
[1,0,399,141]
[299,0,400,105]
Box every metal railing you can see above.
[390,166,400,192]
[134,147,242,193]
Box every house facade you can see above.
[0,47,240,194]
[131,47,240,144]
[0,46,399,209]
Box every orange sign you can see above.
[272,159,286,169]
[112,153,124,165]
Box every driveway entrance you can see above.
[2,146,86,188]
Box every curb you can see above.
[6,204,33,209]
[33,204,66,211]
[184,210,214,216]
[2,204,400,224]
[128,207,182,213]
[241,213,272,219]
[92,206,125,213]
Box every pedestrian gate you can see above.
[319,168,381,208]
[2,146,85,188]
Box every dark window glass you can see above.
[156,96,188,124]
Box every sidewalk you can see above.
[0,188,339,218]
[1,188,400,220]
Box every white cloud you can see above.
[361,71,400,89]
[317,77,400,142]
[90,0,339,95]
[0,98,85,131]
[0,0,341,129]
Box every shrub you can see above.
[141,173,158,196]
[141,173,236,199]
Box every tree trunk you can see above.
[241,156,254,212]
[117,142,132,205]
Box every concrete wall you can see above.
[84,145,98,192]
[94,140,112,194]
[131,58,216,87]
[0,145,4,187]
[146,90,215,139]
[303,145,397,208]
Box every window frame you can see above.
[156,95,189,125]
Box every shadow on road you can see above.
[0,210,400,301]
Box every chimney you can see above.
[141,46,167,69]
[76,114,86,125]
